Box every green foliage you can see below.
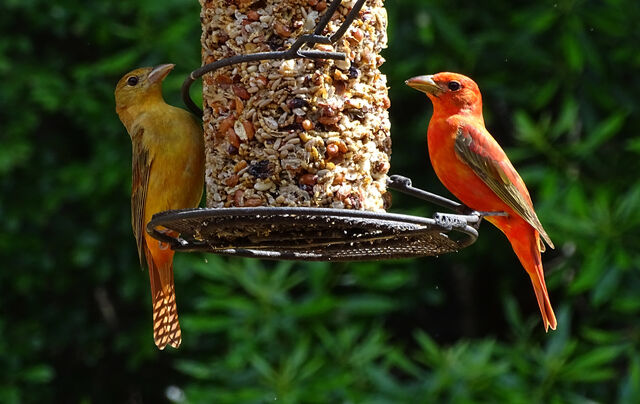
[2,0,640,402]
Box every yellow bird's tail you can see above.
[145,239,181,349]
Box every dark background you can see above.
[2,0,640,402]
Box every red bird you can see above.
[406,72,557,331]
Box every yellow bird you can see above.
[115,64,204,349]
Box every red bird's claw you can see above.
[472,210,509,218]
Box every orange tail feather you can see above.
[510,230,557,331]
[145,238,181,349]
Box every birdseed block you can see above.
[200,0,391,211]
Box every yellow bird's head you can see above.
[115,64,175,111]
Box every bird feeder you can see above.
[147,0,490,261]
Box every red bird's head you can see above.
[406,72,482,116]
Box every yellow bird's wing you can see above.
[131,126,153,268]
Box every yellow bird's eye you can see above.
[127,76,139,86]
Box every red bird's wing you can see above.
[131,126,153,268]
[454,124,554,249]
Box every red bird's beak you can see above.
[405,75,443,96]
[148,64,175,84]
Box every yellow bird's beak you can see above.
[148,64,175,84]
[405,75,443,96]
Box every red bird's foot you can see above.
[472,210,508,218]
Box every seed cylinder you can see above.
[201,0,391,211]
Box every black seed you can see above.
[248,160,273,179]
[280,123,303,132]
[287,97,309,109]
[227,145,238,155]
[267,36,283,51]
[347,66,360,79]
[349,109,366,120]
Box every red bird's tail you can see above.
[509,230,557,331]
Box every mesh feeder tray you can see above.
[148,1,497,261]
[147,175,487,261]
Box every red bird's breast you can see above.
[427,116,506,213]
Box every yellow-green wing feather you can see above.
[454,126,554,249]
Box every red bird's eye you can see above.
[448,81,461,91]
[127,76,139,86]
